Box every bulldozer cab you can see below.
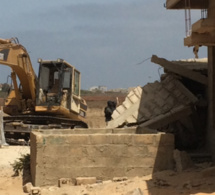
[36,59,86,117]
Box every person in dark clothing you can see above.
[104,101,116,124]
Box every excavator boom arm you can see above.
[0,38,37,100]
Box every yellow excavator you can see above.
[0,37,88,141]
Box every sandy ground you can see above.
[0,146,29,195]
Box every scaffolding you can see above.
[201,9,207,19]
[185,0,191,37]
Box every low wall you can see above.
[30,128,174,186]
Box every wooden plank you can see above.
[151,55,208,85]
[166,0,181,9]
[166,0,208,9]
[171,59,207,70]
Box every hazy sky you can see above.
[0,0,207,90]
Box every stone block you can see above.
[23,182,33,193]
[66,146,87,157]
[105,145,128,157]
[132,135,156,145]
[113,177,128,182]
[201,166,215,178]
[76,177,97,185]
[66,135,90,145]
[126,188,144,195]
[126,115,137,123]
[58,178,73,187]
[133,86,142,97]
[131,157,155,167]
[127,146,148,157]
[112,110,120,119]
[89,135,111,144]
[123,99,133,109]
[111,134,132,145]
[30,187,41,195]
[103,180,112,184]
[113,128,136,134]
[31,131,174,186]
[147,146,158,156]
[43,145,72,158]
[136,127,158,134]
[155,133,174,146]
[116,105,126,114]
[158,88,170,99]
[74,128,112,134]
[125,167,153,177]
[43,135,65,145]
[85,144,128,158]
[173,149,193,172]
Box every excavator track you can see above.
[4,115,88,143]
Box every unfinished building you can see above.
[166,0,215,161]
[108,0,215,160]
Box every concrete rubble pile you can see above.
[108,55,208,150]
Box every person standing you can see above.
[104,101,116,125]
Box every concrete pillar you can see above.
[208,0,215,19]
[0,109,7,146]
[207,46,215,160]
[207,0,215,160]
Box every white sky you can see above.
[0,0,207,90]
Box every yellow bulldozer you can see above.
[0,37,88,142]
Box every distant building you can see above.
[99,86,107,92]
[89,86,107,93]
[107,88,128,93]
[0,84,2,91]
[89,86,98,92]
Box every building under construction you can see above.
[165,0,215,160]
[108,0,215,161]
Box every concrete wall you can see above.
[30,128,174,187]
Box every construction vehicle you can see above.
[0,37,88,142]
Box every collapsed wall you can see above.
[108,55,208,151]
[30,128,174,187]
[107,75,198,128]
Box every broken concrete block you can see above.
[76,177,97,185]
[48,186,59,192]
[23,182,33,193]
[126,188,143,195]
[113,177,128,182]
[201,166,215,178]
[126,115,137,123]
[183,181,192,190]
[30,187,41,195]
[102,180,112,184]
[123,99,133,109]
[128,94,140,103]
[116,105,126,114]
[58,178,73,187]
[154,178,170,187]
[173,149,193,172]
[133,86,142,98]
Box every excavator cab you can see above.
[36,59,87,121]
